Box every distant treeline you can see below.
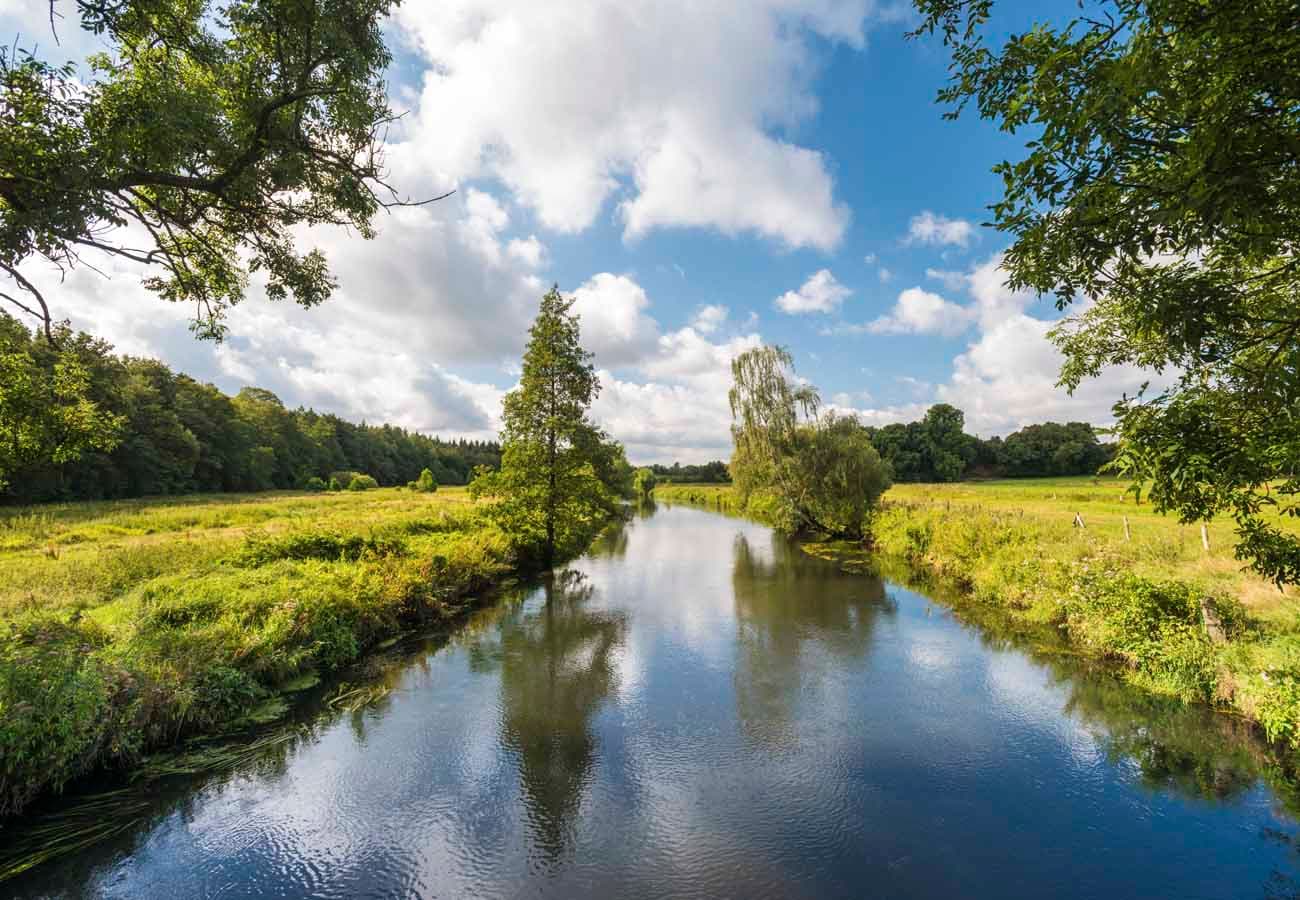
[1,318,500,504]
[648,460,731,483]
[646,405,1114,486]
[865,404,1114,483]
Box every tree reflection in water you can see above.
[730,531,895,749]
[470,568,627,868]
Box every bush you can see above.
[414,468,438,493]
[328,477,342,491]
[236,530,407,567]
[303,476,327,492]
[633,467,657,498]
[347,474,378,492]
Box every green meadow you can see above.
[0,487,523,818]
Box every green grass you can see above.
[657,478,1300,748]
[0,487,536,819]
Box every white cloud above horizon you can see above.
[906,211,976,248]
[774,269,852,315]
[386,0,889,250]
[865,286,972,337]
[832,253,1172,436]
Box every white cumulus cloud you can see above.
[774,269,851,315]
[691,304,730,334]
[866,287,973,337]
[387,0,880,250]
[906,211,976,248]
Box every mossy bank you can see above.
[657,478,1300,752]
[0,487,606,819]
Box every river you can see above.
[7,502,1300,898]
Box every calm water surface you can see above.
[9,503,1300,898]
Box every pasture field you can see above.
[0,487,521,818]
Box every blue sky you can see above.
[2,0,1154,462]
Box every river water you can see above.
[8,502,1300,898]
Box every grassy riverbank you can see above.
[657,478,1300,748]
[0,487,540,819]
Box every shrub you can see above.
[414,468,438,493]
[236,530,407,566]
[347,474,378,492]
[303,476,327,492]
[328,477,342,491]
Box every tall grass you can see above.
[0,487,572,819]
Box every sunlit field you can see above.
[0,486,517,818]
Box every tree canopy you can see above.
[472,287,631,567]
[0,312,498,501]
[2,0,441,340]
[913,0,1300,583]
[729,345,890,538]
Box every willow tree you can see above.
[473,287,625,567]
[2,0,442,341]
[728,345,890,538]
[912,0,1300,584]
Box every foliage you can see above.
[471,287,626,566]
[912,0,1300,584]
[633,467,657,498]
[346,474,378,491]
[0,0,435,340]
[996,422,1113,478]
[414,468,439,493]
[868,406,1113,482]
[0,486,520,818]
[0,317,123,490]
[0,314,500,502]
[303,476,326,492]
[727,345,890,538]
[646,460,730,483]
[788,414,891,538]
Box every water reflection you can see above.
[876,558,1300,816]
[731,532,893,748]
[468,569,627,867]
[6,504,1300,899]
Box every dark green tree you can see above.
[912,0,1300,583]
[0,317,122,491]
[472,287,624,567]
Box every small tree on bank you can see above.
[729,345,890,538]
[473,287,626,567]
[633,467,657,498]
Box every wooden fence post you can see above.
[1123,516,1131,542]
[1201,523,1210,552]
[1200,598,1227,644]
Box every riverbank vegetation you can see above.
[657,477,1300,749]
[470,287,633,568]
[727,345,890,539]
[0,487,523,818]
[0,286,630,820]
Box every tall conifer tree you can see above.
[474,287,623,566]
